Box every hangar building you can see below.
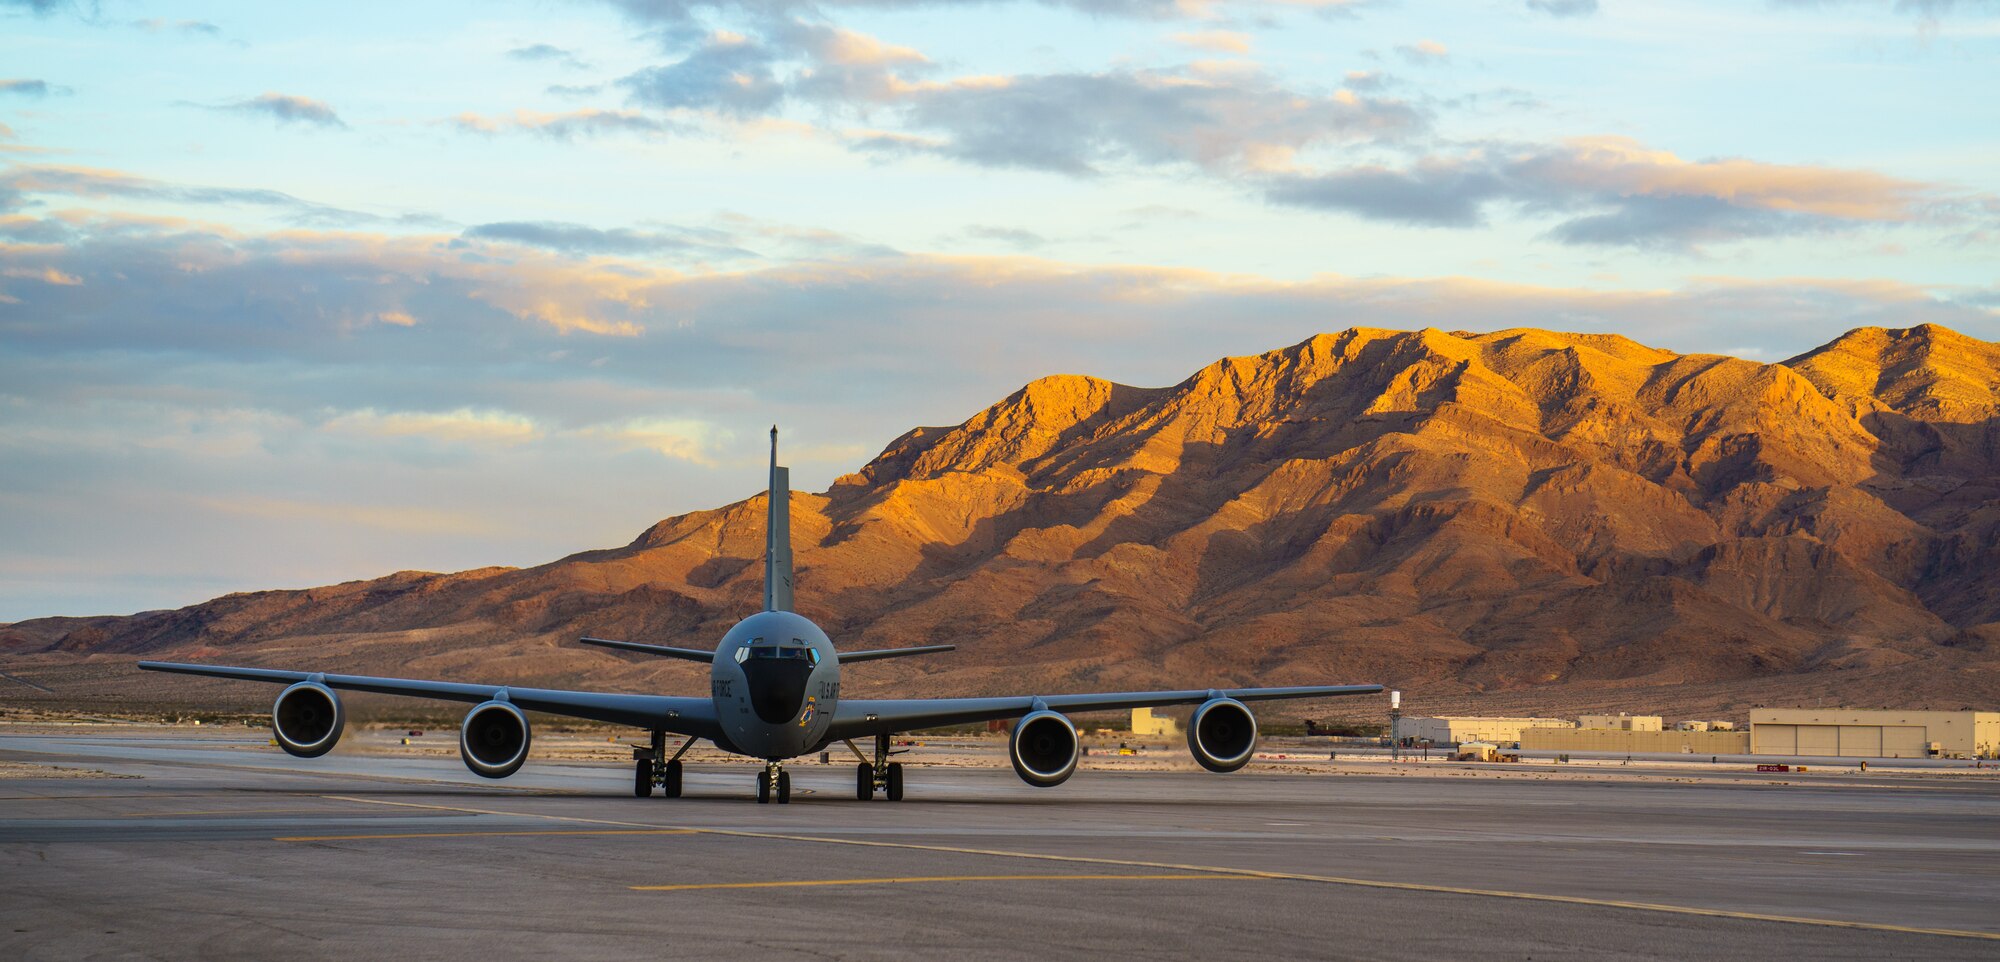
[1392,716,1572,745]
[1577,714,1663,732]
[1750,709,2000,758]
[1520,727,1750,754]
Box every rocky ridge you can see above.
[6,324,1998,717]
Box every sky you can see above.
[1,0,1996,621]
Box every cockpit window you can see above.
[746,645,814,662]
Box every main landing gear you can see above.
[633,730,688,799]
[852,733,905,801]
[756,761,791,804]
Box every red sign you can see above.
[1756,764,1790,773]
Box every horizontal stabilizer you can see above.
[838,644,957,664]
[579,637,716,663]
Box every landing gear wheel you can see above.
[756,770,771,804]
[664,759,683,799]
[777,770,791,804]
[634,759,653,798]
[885,762,904,801]
[856,762,874,800]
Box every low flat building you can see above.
[1521,728,1749,754]
[1392,716,1573,746]
[1130,707,1178,737]
[1577,714,1663,732]
[1750,709,2000,758]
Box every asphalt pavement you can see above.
[2,729,1996,961]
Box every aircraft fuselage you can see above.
[712,610,839,760]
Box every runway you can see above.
[3,729,1997,961]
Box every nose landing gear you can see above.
[757,761,791,804]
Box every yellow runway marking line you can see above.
[278,829,697,842]
[315,796,2000,943]
[688,828,2000,944]
[316,795,665,829]
[633,873,1260,892]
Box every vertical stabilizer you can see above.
[764,426,794,612]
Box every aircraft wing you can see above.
[137,662,718,737]
[825,684,1383,741]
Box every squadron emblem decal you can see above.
[799,696,817,726]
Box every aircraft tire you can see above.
[756,772,771,804]
[856,762,874,800]
[664,760,683,798]
[777,771,791,804]
[634,759,652,798]
[886,762,904,801]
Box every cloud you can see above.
[0,79,51,97]
[132,18,222,35]
[585,416,731,465]
[621,32,788,116]
[506,43,590,69]
[612,21,1421,175]
[462,220,758,260]
[9,210,1988,392]
[2,266,82,285]
[604,0,1195,27]
[1170,30,1252,53]
[963,225,1048,249]
[1394,40,1448,64]
[897,71,1418,174]
[1525,0,1597,16]
[1267,158,1501,226]
[218,93,346,128]
[1770,0,1992,20]
[1342,69,1388,91]
[450,108,677,138]
[1265,136,1976,250]
[322,407,543,445]
[0,163,406,226]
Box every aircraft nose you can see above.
[742,659,814,725]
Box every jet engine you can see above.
[1187,697,1257,773]
[1008,710,1080,787]
[271,681,344,758]
[459,700,531,779]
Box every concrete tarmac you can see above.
[2,730,1997,961]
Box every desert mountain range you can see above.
[6,324,1998,720]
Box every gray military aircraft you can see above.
[141,429,1383,803]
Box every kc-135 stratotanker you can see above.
[141,429,1384,802]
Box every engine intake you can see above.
[1009,710,1079,787]
[1188,697,1257,773]
[271,681,344,758]
[460,700,531,779]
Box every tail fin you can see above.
[764,425,794,612]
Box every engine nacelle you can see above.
[271,681,344,758]
[459,700,531,779]
[1187,697,1257,773]
[1009,710,1080,787]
